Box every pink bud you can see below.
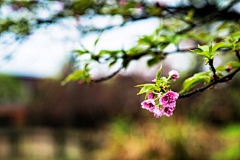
[226,65,232,73]
[78,80,82,85]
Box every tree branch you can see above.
[92,66,123,83]
[209,58,218,81]
[236,50,240,61]
[179,66,240,99]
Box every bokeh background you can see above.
[1,0,240,160]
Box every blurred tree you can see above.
[1,0,240,98]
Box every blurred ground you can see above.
[0,61,239,160]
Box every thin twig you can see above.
[93,66,123,83]
[221,0,240,11]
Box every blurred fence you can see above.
[0,127,97,160]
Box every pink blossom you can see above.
[141,99,156,112]
[152,79,156,83]
[119,0,127,6]
[226,65,232,73]
[162,106,173,117]
[160,91,179,107]
[169,70,180,81]
[153,107,163,118]
[147,91,154,99]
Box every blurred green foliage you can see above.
[1,0,240,86]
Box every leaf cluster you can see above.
[135,65,171,100]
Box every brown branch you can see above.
[236,50,240,61]
[179,66,240,99]
[209,58,218,81]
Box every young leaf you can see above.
[109,59,117,67]
[99,50,120,56]
[212,42,226,53]
[225,61,240,69]
[195,51,209,57]
[72,50,89,56]
[209,42,213,53]
[137,84,156,95]
[179,74,211,93]
[156,64,163,80]
[189,49,202,54]
[192,71,211,77]
[145,90,152,100]
[198,44,209,52]
[209,53,219,59]
[215,65,225,72]
[147,57,160,67]
[159,77,168,83]
[61,70,86,85]
[231,31,240,39]
[159,42,170,51]
[138,36,152,45]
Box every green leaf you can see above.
[231,31,240,39]
[209,53,219,59]
[61,70,87,86]
[198,44,209,52]
[138,36,152,45]
[136,84,156,95]
[99,50,120,56]
[156,64,163,80]
[225,61,240,69]
[127,46,148,55]
[159,42,170,51]
[204,58,209,65]
[192,71,211,77]
[221,44,232,48]
[217,22,229,31]
[189,49,202,54]
[195,51,209,57]
[109,59,117,67]
[179,74,211,93]
[212,42,226,53]
[135,84,145,87]
[72,50,89,56]
[209,41,213,53]
[94,30,104,46]
[145,90,152,100]
[215,65,225,72]
[147,57,161,67]
[159,77,168,83]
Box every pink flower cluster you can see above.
[140,70,180,118]
[141,91,179,118]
